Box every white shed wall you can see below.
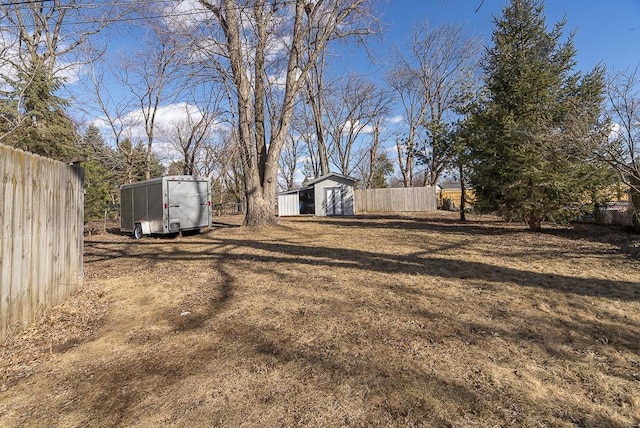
[314,176,355,216]
[278,193,300,216]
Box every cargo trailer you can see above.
[120,175,211,239]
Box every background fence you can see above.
[355,186,437,213]
[1,144,84,343]
[595,203,634,227]
[212,202,244,216]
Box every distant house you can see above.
[437,181,462,209]
[437,181,475,210]
[278,173,357,217]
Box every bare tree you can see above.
[387,22,480,186]
[0,0,113,81]
[190,0,377,226]
[122,29,183,180]
[278,134,305,191]
[303,48,332,176]
[0,0,116,153]
[604,67,640,226]
[202,130,245,206]
[291,103,323,178]
[605,68,640,191]
[325,75,389,176]
[83,65,140,182]
[161,103,220,176]
[354,116,387,189]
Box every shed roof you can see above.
[305,172,358,186]
[278,173,358,196]
[278,185,312,195]
[438,181,462,190]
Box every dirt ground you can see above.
[1,211,639,427]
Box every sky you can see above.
[87,0,640,109]
[374,0,640,75]
[300,0,640,181]
[89,0,640,113]
[68,0,640,176]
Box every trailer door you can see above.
[167,180,210,230]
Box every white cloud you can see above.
[0,33,84,91]
[268,69,288,88]
[266,33,291,62]
[0,35,18,88]
[115,103,202,138]
[93,102,230,166]
[609,122,621,141]
[343,119,374,135]
[387,115,405,125]
[163,0,212,32]
[57,61,84,85]
[360,124,375,134]
[94,102,221,136]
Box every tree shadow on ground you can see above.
[74,226,640,427]
[303,214,516,236]
[95,235,639,302]
[300,214,637,247]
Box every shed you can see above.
[278,173,357,217]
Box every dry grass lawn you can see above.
[1,211,639,427]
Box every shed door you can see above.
[326,187,343,215]
[167,180,209,230]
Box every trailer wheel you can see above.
[133,224,143,240]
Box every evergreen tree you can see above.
[467,0,609,231]
[117,139,165,183]
[370,152,395,188]
[81,125,117,222]
[1,64,79,159]
[167,161,187,176]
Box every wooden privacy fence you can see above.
[355,186,437,213]
[1,144,84,343]
[596,205,634,227]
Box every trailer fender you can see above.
[133,221,151,239]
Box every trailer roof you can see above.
[120,175,209,189]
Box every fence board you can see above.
[0,144,84,343]
[355,186,437,214]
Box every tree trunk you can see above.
[632,176,640,232]
[244,193,276,226]
[396,134,410,187]
[527,216,542,232]
[318,136,329,176]
[459,162,466,222]
[243,172,277,226]
[200,0,372,227]
[146,141,152,180]
[310,89,329,176]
